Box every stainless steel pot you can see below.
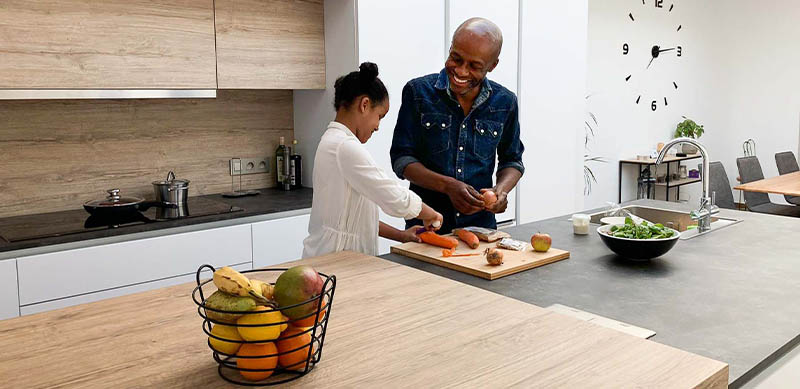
[152,171,190,206]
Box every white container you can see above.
[572,214,590,235]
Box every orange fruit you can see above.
[277,327,314,371]
[292,298,327,327]
[236,343,278,381]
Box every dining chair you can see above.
[709,162,736,209]
[736,156,800,217]
[775,151,800,205]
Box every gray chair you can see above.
[736,156,800,217]
[709,162,736,210]
[775,151,800,205]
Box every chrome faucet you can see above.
[655,137,718,232]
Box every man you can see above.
[390,17,525,233]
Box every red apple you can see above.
[531,233,552,252]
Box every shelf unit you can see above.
[618,154,702,203]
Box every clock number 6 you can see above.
[651,100,657,111]
[623,43,629,55]
[677,46,682,57]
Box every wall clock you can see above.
[623,0,682,112]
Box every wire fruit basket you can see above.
[192,265,336,386]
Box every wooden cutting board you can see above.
[391,236,570,280]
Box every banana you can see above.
[213,267,270,305]
[250,279,274,300]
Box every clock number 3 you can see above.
[651,100,657,111]
[623,43,629,55]
[677,46,682,57]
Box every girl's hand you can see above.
[423,211,443,231]
[399,226,423,243]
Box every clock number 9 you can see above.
[651,100,657,111]
[623,43,629,55]
[677,46,682,57]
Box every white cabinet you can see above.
[0,259,19,320]
[20,262,250,315]
[17,224,252,306]
[252,214,311,268]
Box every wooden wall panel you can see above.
[0,0,217,89]
[215,0,326,89]
[0,90,293,218]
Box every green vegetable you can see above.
[607,217,675,239]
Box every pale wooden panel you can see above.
[0,90,293,217]
[391,237,569,280]
[0,0,217,89]
[0,252,727,388]
[215,0,326,89]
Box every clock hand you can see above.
[658,47,676,53]
[646,57,655,70]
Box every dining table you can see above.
[734,171,800,197]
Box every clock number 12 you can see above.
[655,0,663,8]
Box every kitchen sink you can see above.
[588,205,742,240]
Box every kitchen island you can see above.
[0,251,726,388]
[382,199,800,388]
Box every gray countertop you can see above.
[380,199,800,388]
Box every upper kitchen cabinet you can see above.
[215,0,325,89]
[0,0,217,89]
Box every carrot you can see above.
[441,249,479,258]
[455,229,480,249]
[419,231,458,249]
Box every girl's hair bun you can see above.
[358,62,379,81]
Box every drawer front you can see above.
[252,214,310,269]
[20,262,250,315]
[0,259,19,320]
[17,224,252,305]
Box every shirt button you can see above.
[425,122,430,127]
[480,129,484,134]
[456,212,461,217]
[461,124,466,129]
[459,146,464,151]
[441,123,446,128]
[493,131,498,136]
[457,168,462,173]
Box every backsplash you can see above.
[0,90,293,218]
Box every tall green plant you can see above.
[674,116,704,139]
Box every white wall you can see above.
[357,0,446,254]
[587,0,800,208]
[517,0,588,222]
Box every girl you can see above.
[302,62,443,258]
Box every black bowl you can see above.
[597,224,680,261]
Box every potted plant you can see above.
[674,116,704,154]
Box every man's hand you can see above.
[445,180,484,215]
[398,226,424,243]
[481,188,508,214]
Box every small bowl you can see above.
[597,224,680,261]
[600,216,626,225]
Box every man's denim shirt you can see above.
[390,68,525,232]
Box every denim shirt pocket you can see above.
[420,112,451,154]
[473,119,503,160]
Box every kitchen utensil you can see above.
[83,189,167,217]
[597,224,680,261]
[391,236,570,280]
[152,171,190,206]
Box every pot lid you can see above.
[152,171,190,187]
[85,189,144,208]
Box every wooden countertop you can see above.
[0,252,728,388]
[734,171,800,196]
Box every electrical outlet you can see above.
[230,157,270,176]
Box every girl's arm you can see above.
[379,222,422,243]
